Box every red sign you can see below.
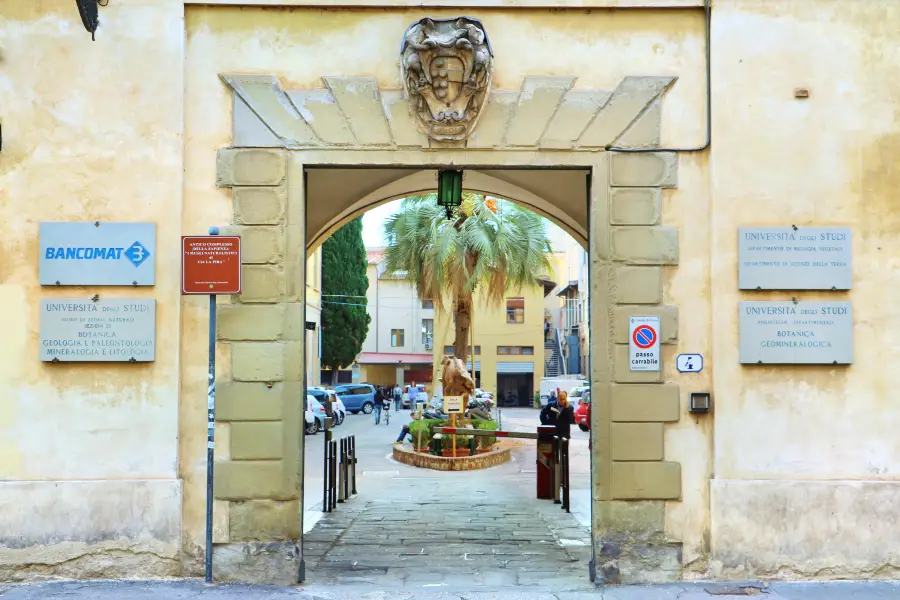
[181,236,242,295]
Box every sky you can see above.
[361,199,571,250]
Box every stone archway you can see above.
[211,68,683,585]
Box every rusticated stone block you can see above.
[229,500,300,542]
[231,343,285,382]
[610,188,662,225]
[217,382,284,421]
[611,461,681,500]
[231,422,284,460]
[233,186,286,225]
[238,226,284,264]
[613,305,678,344]
[239,265,285,303]
[611,383,680,422]
[614,266,663,304]
[214,460,296,500]
[611,423,664,461]
[212,541,300,585]
[218,305,285,341]
[609,152,677,188]
[217,148,286,187]
[612,227,678,265]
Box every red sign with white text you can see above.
[181,236,242,295]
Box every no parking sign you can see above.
[629,316,660,372]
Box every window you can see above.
[506,298,525,324]
[498,346,534,355]
[422,319,434,345]
[422,299,434,309]
[391,329,405,347]
[443,345,481,355]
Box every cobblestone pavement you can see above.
[4,580,900,599]
[302,443,593,591]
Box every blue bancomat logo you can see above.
[124,241,151,267]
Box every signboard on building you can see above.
[739,301,853,364]
[629,316,660,372]
[181,236,242,295]
[39,222,156,286]
[40,298,156,362]
[444,396,464,413]
[738,226,852,290]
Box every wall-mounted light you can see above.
[690,392,711,413]
[75,0,108,41]
[305,321,317,331]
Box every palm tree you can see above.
[383,193,553,366]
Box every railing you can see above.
[323,426,357,512]
[555,328,568,376]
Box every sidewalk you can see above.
[1,580,899,599]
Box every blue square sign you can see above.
[39,222,157,286]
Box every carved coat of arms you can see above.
[400,17,494,142]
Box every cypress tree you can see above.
[321,217,371,383]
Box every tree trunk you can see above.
[453,295,472,365]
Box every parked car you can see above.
[334,384,377,414]
[305,394,326,435]
[574,389,590,432]
[307,387,345,425]
[402,384,429,408]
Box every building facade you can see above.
[355,249,435,388]
[2,0,900,587]
[432,280,551,407]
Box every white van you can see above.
[539,377,588,407]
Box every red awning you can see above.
[357,352,433,365]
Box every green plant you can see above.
[384,194,552,363]
[533,392,540,408]
[408,418,446,451]
[472,419,498,449]
[321,217,371,381]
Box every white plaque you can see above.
[629,316,660,372]
[738,226,851,290]
[739,301,852,364]
[444,396,464,413]
[40,298,156,362]
[676,353,703,373]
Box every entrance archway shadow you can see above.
[306,167,590,254]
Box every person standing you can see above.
[393,383,403,411]
[554,391,575,440]
[373,386,385,425]
[544,319,551,342]
[408,381,419,409]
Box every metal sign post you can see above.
[181,228,242,584]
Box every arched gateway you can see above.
[211,14,685,584]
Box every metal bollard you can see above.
[338,438,346,503]
[553,436,562,505]
[342,437,350,500]
[349,435,358,496]
[329,440,338,510]
[561,437,570,513]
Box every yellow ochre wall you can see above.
[1,0,900,584]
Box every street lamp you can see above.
[437,169,463,220]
